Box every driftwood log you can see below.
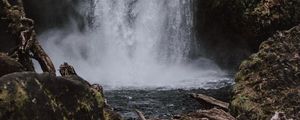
[174,108,236,120]
[190,93,229,111]
[1,0,55,74]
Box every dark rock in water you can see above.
[0,72,121,120]
[0,53,25,77]
[231,24,300,119]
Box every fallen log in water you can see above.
[190,93,229,111]
[135,109,147,120]
[173,108,236,120]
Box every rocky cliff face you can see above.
[231,24,300,119]
[193,0,300,69]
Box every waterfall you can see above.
[40,0,228,89]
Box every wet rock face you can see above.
[22,0,94,33]
[231,25,300,119]
[193,0,300,69]
[0,72,106,120]
[0,53,25,77]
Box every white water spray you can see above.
[40,0,228,89]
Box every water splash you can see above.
[40,0,229,90]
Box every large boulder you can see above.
[0,53,25,77]
[0,72,120,120]
[230,25,300,119]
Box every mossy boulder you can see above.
[0,72,119,120]
[231,25,300,119]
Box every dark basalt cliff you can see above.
[193,0,300,68]
[22,0,94,33]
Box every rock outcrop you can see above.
[193,0,300,68]
[231,24,300,119]
[0,71,122,120]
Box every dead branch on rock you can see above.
[1,0,55,74]
[190,93,229,111]
[135,109,147,120]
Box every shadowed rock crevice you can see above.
[192,0,300,69]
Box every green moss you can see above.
[0,89,9,102]
[77,100,92,112]
[14,83,29,108]
[93,89,105,108]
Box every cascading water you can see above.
[40,0,229,90]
